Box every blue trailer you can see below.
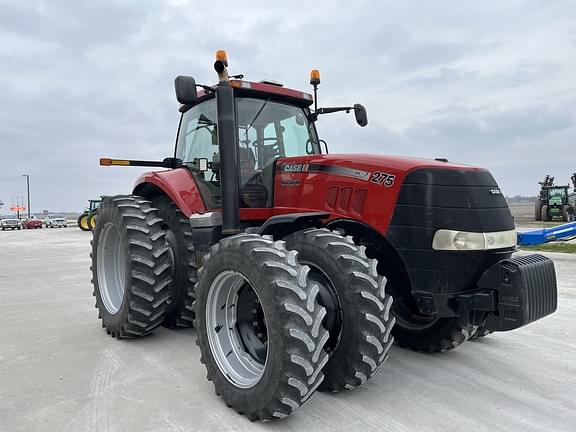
[517,221,576,246]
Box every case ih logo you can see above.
[279,163,309,173]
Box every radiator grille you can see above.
[325,186,367,216]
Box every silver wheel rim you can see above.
[206,271,268,389]
[97,223,127,314]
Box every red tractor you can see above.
[93,51,557,420]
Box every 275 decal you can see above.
[370,171,396,187]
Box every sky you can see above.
[1,0,575,213]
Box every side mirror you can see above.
[174,76,198,105]
[354,104,368,127]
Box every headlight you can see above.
[432,229,517,251]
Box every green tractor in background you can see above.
[77,199,101,231]
[535,175,573,222]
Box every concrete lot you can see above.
[1,228,575,432]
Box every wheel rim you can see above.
[90,215,97,229]
[304,263,342,354]
[206,271,268,389]
[97,223,127,314]
[80,216,89,230]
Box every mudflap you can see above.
[477,254,558,332]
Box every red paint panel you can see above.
[133,169,206,217]
[274,154,487,234]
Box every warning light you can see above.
[215,50,228,63]
[100,158,130,166]
[310,69,321,85]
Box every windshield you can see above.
[176,98,319,169]
[549,188,566,198]
[51,215,65,219]
[235,98,320,169]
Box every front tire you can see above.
[393,307,474,352]
[194,234,329,420]
[470,326,492,340]
[91,195,173,338]
[285,228,395,392]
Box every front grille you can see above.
[387,167,515,294]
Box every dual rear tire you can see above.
[91,195,173,338]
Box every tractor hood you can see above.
[273,152,508,235]
[280,153,482,175]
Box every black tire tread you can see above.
[470,326,492,339]
[91,195,173,338]
[193,234,329,420]
[285,228,395,392]
[153,196,197,328]
[534,200,542,221]
[541,205,550,222]
[394,317,475,353]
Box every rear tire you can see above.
[541,205,550,222]
[88,212,97,231]
[285,228,394,392]
[91,195,173,338]
[153,196,197,328]
[78,213,90,231]
[194,234,329,420]
[534,201,542,221]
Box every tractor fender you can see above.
[327,218,413,296]
[133,168,206,217]
[257,212,330,238]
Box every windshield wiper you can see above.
[243,98,270,142]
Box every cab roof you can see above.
[181,80,313,113]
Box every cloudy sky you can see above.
[1,0,575,213]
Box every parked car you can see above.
[45,214,67,228]
[23,218,43,229]
[1,214,22,230]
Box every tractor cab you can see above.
[547,186,568,204]
[174,87,321,209]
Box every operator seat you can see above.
[239,147,267,208]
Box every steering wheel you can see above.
[254,138,282,164]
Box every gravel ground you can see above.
[0,229,574,432]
